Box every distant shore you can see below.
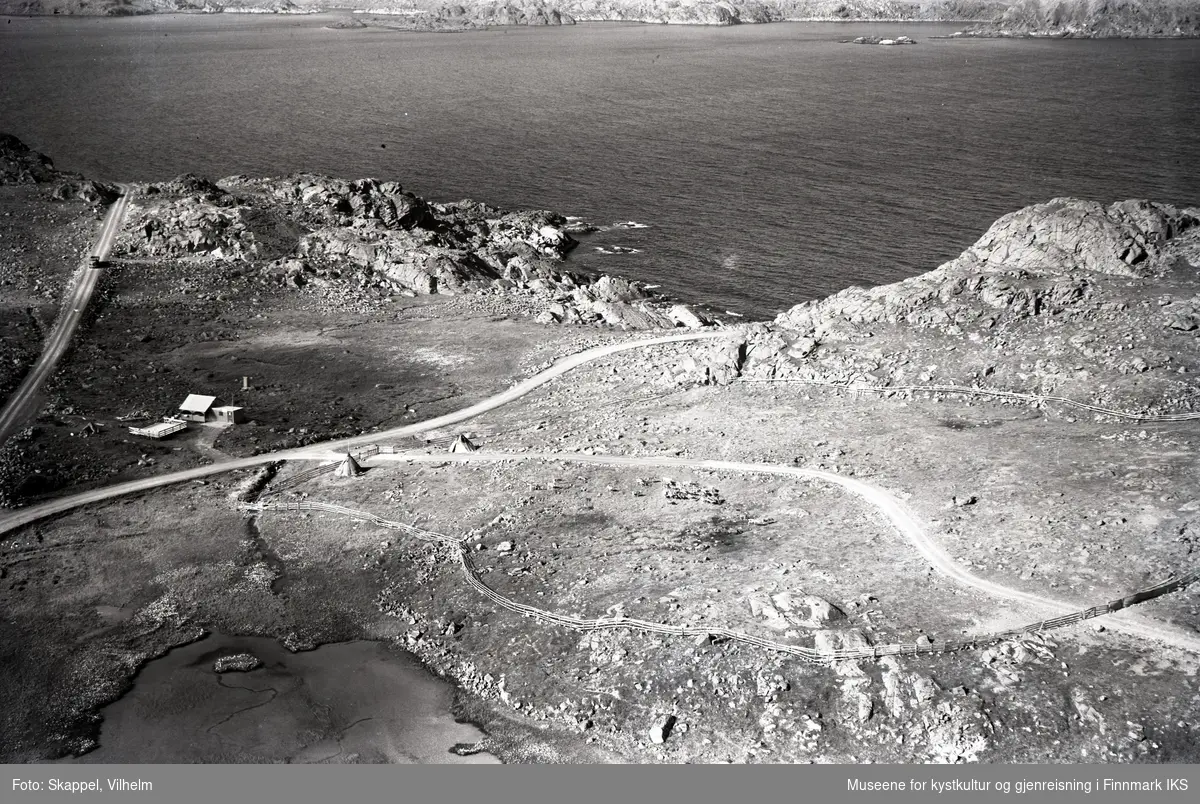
[4,7,1198,39]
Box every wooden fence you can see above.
[243,498,1200,665]
[740,378,1200,422]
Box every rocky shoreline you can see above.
[950,0,1200,37]
[3,0,1199,38]
[111,170,716,331]
[2,134,1199,765]
[676,197,1200,416]
[0,0,1002,24]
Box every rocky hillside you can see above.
[0,0,1008,23]
[6,0,1193,34]
[955,0,1200,36]
[671,197,1200,416]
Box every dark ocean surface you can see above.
[3,15,1199,318]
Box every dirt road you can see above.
[2,319,1196,657]
[0,329,727,534]
[350,450,1200,657]
[0,185,131,446]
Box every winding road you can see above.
[348,450,1200,657]
[0,234,1196,658]
[0,330,727,535]
[0,184,132,446]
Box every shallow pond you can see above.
[62,633,498,764]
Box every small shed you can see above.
[212,405,245,425]
[178,394,224,423]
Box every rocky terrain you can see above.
[0,134,709,508]
[6,0,1198,37]
[954,0,1200,37]
[0,0,308,15]
[1,136,1198,766]
[0,133,120,204]
[0,0,1023,26]
[0,133,59,185]
[115,170,710,330]
[666,197,1200,417]
[0,139,121,507]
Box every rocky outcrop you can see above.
[0,134,59,186]
[113,169,715,328]
[662,337,745,385]
[117,173,576,292]
[2,133,119,204]
[774,198,1199,338]
[143,173,231,202]
[129,198,262,260]
[511,268,712,330]
[297,226,498,294]
[531,274,712,329]
[50,180,121,205]
[662,197,1200,415]
[750,590,846,629]
[251,174,437,230]
[955,0,1200,37]
[848,34,916,43]
[212,653,262,673]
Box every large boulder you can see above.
[668,304,712,329]
[664,338,746,386]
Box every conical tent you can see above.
[334,452,363,477]
[449,434,478,453]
